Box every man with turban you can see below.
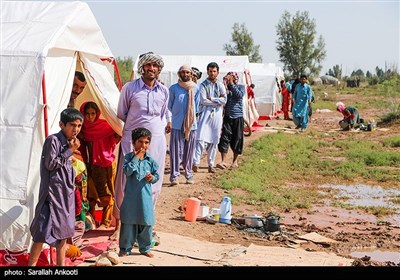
[191,67,202,83]
[111,52,170,245]
[168,65,200,186]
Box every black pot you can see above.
[264,215,280,232]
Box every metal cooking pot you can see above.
[244,214,264,228]
[264,214,280,232]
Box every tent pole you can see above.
[112,58,122,91]
[42,72,49,138]
[100,57,122,91]
[244,69,251,86]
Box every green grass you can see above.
[215,131,400,215]
[312,77,400,123]
[382,136,400,148]
[214,79,400,216]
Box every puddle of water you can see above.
[319,184,400,224]
[320,184,400,209]
[318,184,400,264]
[350,250,400,263]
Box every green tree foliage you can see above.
[223,22,262,63]
[115,56,134,86]
[276,10,326,77]
[326,64,342,79]
[375,66,384,78]
[367,65,398,85]
[351,69,365,78]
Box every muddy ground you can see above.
[154,94,400,266]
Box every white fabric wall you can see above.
[0,50,77,250]
[133,55,250,88]
[0,1,123,251]
[249,63,279,117]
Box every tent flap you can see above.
[0,1,122,251]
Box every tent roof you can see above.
[1,1,113,58]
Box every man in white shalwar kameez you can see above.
[192,62,226,173]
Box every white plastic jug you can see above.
[219,197,232,224]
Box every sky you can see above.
[86,0,399,76]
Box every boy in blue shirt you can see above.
[119,128,159,258]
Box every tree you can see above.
[115,56,134,86]
[351,69,365,78]
[326,65,342,79]
[223,22,262,63]
[276,10,326,78]
[375,66,384,78]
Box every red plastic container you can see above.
[94,210,102,223]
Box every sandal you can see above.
[216,163,227,169]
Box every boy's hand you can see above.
[68,137,80,151]
[134,147,145,158]
[145,172,152,182]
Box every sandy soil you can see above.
[153,94,400,267]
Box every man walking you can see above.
[292,74,313,131]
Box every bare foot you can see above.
[97,224,108,230]
[107,241,118,251]
[109,229,119,241]
[230,163,239,169]
[141,252,154,258]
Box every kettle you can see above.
[219,197,232,224]
[264,214,280,232]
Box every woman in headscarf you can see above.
[336,102,361,130]
[79,101,120,229]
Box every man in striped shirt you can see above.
[217,72,245,169]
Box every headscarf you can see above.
[177,65,196,141]
[336,102,346,113]
[191,67,202,79]
[137,52,164,75]
[79,102,118,167]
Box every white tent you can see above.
[132,54,251,87]
[132,54,253,124]
[248,63,283,119]
[0,1,123,251]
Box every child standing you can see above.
[119,128,159,258]
[79,101,120,229]
[28,108,83,266]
